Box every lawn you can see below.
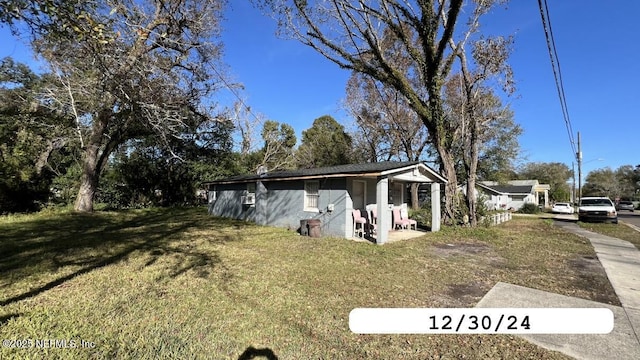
[577,220,640,250]
[0,208,618,359]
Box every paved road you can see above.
[619,211,640,227]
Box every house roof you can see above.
[203,161,447,185]
[477,180,552,195]
[481,184,534,195]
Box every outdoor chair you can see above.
[400,207,417,230]
[352,209,367,238]
[392,207,411,230]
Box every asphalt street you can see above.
[618,211,640,227]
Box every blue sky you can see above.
[2,1,638,179]
[218,1,639,179]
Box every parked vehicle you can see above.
[551,202,574,214]
[578,197,618,224]
[616,200,635,212]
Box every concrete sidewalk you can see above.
[477,282,640,360]
[476,220,640,359]
[554,221,640,338]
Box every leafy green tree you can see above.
[297,115,353,168]
[4,0,228,212]
[97,118,234,208]
[582,165,638,200]
[0,57,76,212]
[258,120,297,172]
[615,165,638,199]
[1,1,97,39]
[582,168,617,199]
[634,165,640,200]
[518,162,572,202]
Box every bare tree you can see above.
[344,72,429,208]
[452,31,515,225]
[230,100,263,156]
[22,0,227,212]
[258,0,510,223]
[344,74,429,163]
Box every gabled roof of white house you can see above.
[477,180,549,195]
[479,184,533,195]
[203,161,447,185]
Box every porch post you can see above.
[431,182,441,232]
[376,177,389,244]
[544,190,549,208]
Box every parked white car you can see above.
[551,202,574,214]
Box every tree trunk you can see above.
[466,175,477,226]
[465,115,480,226]
[410,183,419,209]
[73,115,114,213]
[74,144,100,212]
[436,142,459,225]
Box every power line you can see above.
[537,0,577,160]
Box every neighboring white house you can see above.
[462,180,550,211]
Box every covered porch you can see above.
[348,162,447,245]
[534,183,551,208]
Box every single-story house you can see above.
[468,180,550,211]
[203,161,447,244]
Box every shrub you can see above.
[518,203,540,214]
[409,207,431,227]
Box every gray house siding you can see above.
[263,178,348,237]
[209,183,256,222]
[209,178,349,237]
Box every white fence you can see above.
[479,212,512,226]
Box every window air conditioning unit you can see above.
[242,193,256,205]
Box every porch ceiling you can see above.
[390,172,434,183]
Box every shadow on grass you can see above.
[238,346,279,360]
[0,313,21,327]
[0,207,237,306]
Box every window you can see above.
[304,181,319,211]
[243,183,256,205]
[207,185,217,203]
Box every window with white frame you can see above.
[304,181,319,211]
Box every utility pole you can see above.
[577,131,582,205]
[572,162,576,204]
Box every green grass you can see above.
[578,221,640,250]
[0,208,616,359]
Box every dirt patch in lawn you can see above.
[445,282,492,307]
[568,255,621,306]
[430,242,507,268]
[430,242,490,256]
